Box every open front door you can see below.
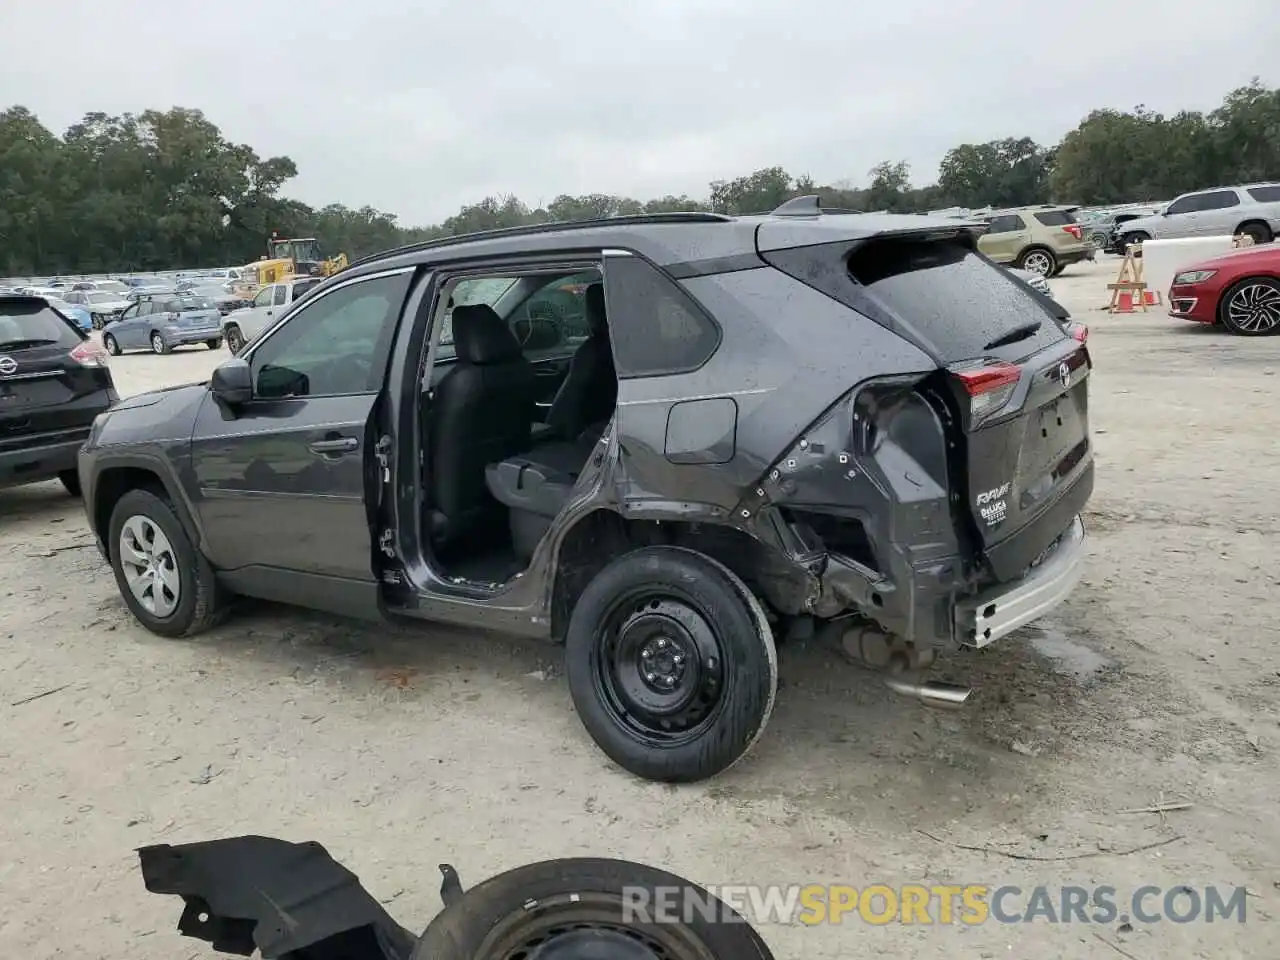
[189,267,415,619]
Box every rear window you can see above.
[1246,185,1280,203]
[1033,210,1077,226]
[164,297,213,311]
[847,239,1065,362]
[0,301,84,349]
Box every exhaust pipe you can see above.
[883,674,972,708]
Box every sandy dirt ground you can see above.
[2,258,1277,959]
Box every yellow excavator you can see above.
[266,234,349,278]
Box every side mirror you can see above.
[211,357,253,406]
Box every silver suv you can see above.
[1115,183,1280,249]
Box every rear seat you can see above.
[484,433,599,562]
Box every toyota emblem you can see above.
[1058,361,1071,388]
[0,355,17,376]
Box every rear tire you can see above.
[412,858,777,960]
[58,470,81,498]
[151,332,170,355]
[205,338,222,350]
[103,334,121,356]
[107,488,227,637]
[1017,247,1057,277]
[1238,221,1273,246]
[565,545,778,783]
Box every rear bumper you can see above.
[956,515,1086,647]
[163,328,221,347]
[0,434,86,488]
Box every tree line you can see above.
[2,80,1277,276]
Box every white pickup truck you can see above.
[220,278,322,354]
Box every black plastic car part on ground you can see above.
[138,836,776,960]
[0,294,116,495]
[78,196,1093,783]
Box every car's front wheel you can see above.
[58,470,81,497]
[204,338,222,350]
[151,332,170,355]
[103,333,121,356]
[565,545,778,783]
[107,488,227,637]
[1220,277,1280,336]
[224,325,245,355]
[1122,232,1150,256]
[91,313,104,330]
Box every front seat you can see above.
[545,283,617,441]
[426,304,537,546]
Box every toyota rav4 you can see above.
[78,198,1093,783]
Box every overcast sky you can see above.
[3,0,1278,225]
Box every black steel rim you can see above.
[480,896,716,960]
[592,589,730,747]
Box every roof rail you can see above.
[348,211,732,269]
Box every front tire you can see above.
[205,338,222,350]
[1220,277,1280,336]
[224,325,245,355]
[1122,232,1150,256]
[413,858,777,960]
[107,488,227,637]
[58,470,81,497]
[151,332,170,355]
[103,334,121,356]
[565,545,778,783]
[91,313,104,330]
[1017,247,1057,277]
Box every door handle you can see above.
[309,436,359,455]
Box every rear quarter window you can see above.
[1033,210,1077,226]
[847,239,1065,362]
[0,301,84,349]
[1246,186,1280,203]
[603,257,721,378]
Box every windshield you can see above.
[164,297,213,312]
[0,302,82,347]
[86,292,120,303]
[97,281,129,293]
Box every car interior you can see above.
[418,267,617,583]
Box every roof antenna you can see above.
[770,195,823,217]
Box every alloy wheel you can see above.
[1021,250,1053,277]
[1226,283,1280,334]
[118,515,181,617]
[151,333,166,354]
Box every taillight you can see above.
[953,362,1021,419]
[1067,321,1089,342]
[1063,225,1083,240]
[70,341,109,368]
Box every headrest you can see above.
[451,304,522,365]
[583,282,606,337]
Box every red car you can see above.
[1168,244,1280,335]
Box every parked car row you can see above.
[1111,182,1280,253]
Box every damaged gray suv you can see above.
[78,196,1093,783]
